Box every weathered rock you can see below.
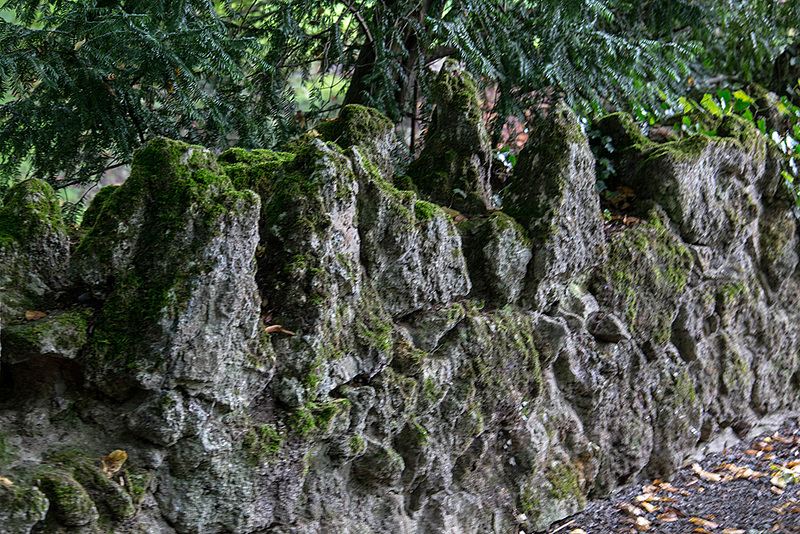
[354,147,472,317]
[408,60,493,215]
[586,310,630,342]
[504,102,606,310]
[71,138,265,407]
[0,179,69,321]
[37,470,99,526]
[317,103,405,180]
[0,482,49,534]
[1,105,800,534]
[590,207,693,352]
[458,212,532,307]
[1,307,92,364]
[404,302,466,352]
[621,115,766,265]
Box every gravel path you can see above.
[541,419,800,534]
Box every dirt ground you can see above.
[541,419,800,534]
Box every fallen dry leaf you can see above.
[722,529,745,534]
[264,324,295,335]
[771,486,785,495]
[772,434,795,444]
[721,463,765,479]
[689,517,720,529]
[24,310,46,321]
[634,516,651,530]
[0,476,12,486]
[692,463,722,482]
[101,449,127,476]
[568,530,588,534]
[640,501,658,513]
[657,511,680,522]
[618,502,645,517]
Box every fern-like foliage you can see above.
[0,0,268,191]
[0,0,795,195]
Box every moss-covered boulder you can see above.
[38,470,99,526]
[0,481,49,533]
[589,208,693,351]
[504,103,606,309]
[71,138,264,407]
[608,114,767,265]
[2,306,92,364]
[352,147,471,317]
[0,179,69,321]
[407,60,493,215]
[317,104,404,179]
[458,212,532,307]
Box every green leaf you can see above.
[700,93,721,116]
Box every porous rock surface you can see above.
[0,91,799,533]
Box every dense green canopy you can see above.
[0,0,797,195]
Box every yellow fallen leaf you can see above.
[618,502,644,517]
[689,517,719,529]
[692,462,722,482]
[640,501,657,513]
[568,530,588,534]
[722,529,746,534]
[0,476,12,486]
[25,310,46,321]
[634,516,651,530]
[101,450,127,475]
[636,492,658,502]
[771,474,787,489]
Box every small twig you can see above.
[341,0,373,43]
[233,0,259,38]
[549,519,576,534]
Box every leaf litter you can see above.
[542,420,800,533]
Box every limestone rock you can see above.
[622,115,765,264]
[458,212,532,307]
[317,104,405,179]
[0,482,49,534]
[1,105,800,534]
[586,311,631,343]
[38,470,99,526]
[408,60,493,214]
[0,179,69,320]
[1,307,92,364]
[504,102,606,309]
[355,147,471,317]
[71,138,264,407]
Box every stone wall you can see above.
[1,91,798,533]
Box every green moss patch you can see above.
[317,104,393,149]
[77,138,254,378]
[0,178,65,246]
[590,212,693,346]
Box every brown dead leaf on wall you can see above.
[24,310,46,321]
[101,450,127,476]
